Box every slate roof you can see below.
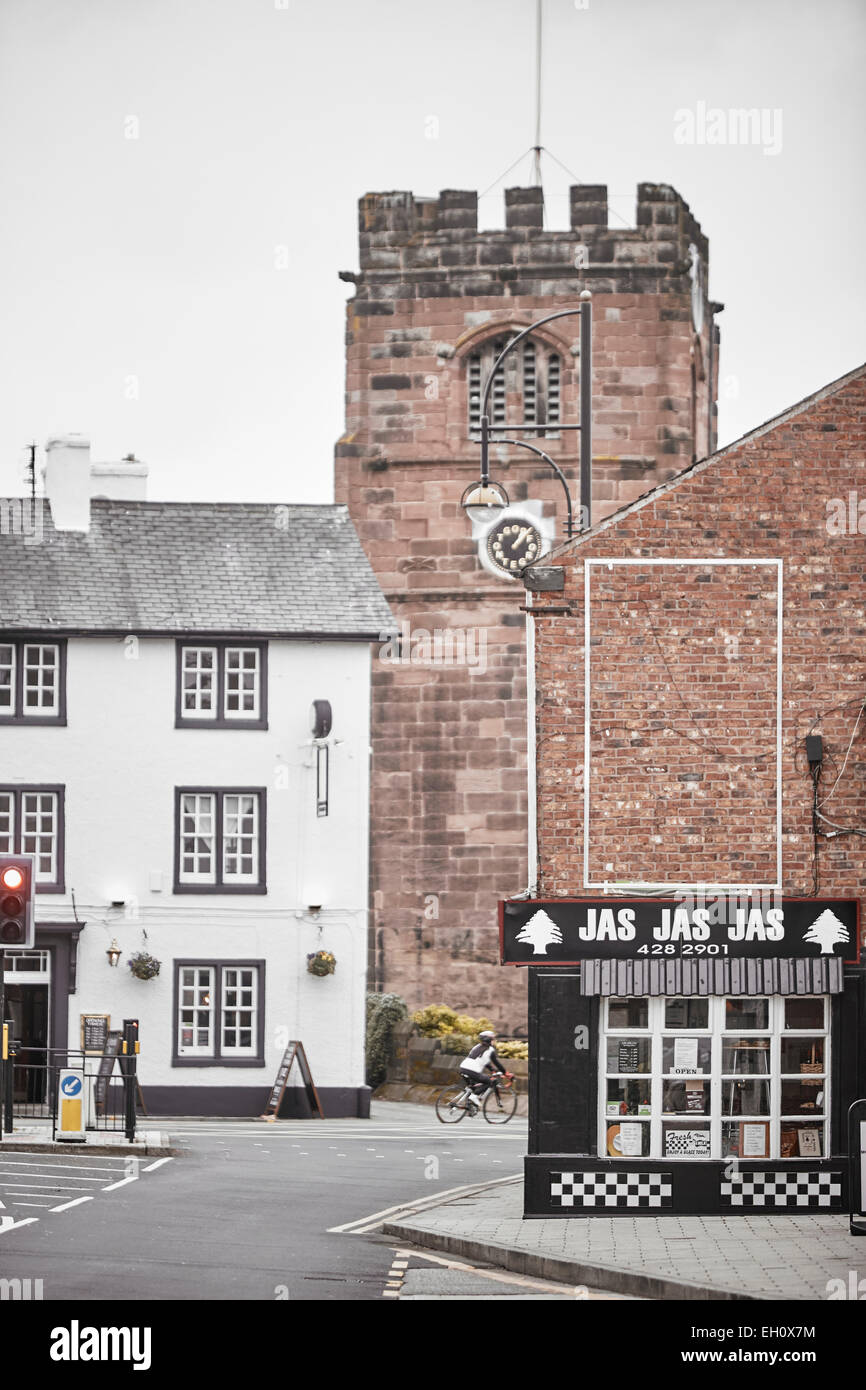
[0,500,395,638]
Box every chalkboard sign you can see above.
[618,1041,640,1073]
[261,1041,323,1121]
[81,1014,110,1054]
[95,1031,122,1113]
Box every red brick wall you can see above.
[531,367,866,913]
[335,184,720,1029]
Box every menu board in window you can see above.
[742,1123,769,1158]
[618,1123,643,1156]
[798,1129,821,1157]
[673,1038,699,1074]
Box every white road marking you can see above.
[0,1185,102,1194]
[102,1175,139,1191]
[142,1157,173,1172]
[0,1160,123,1174]
[51,1196,93,1212]
[0,1173,107,1183]
[0,1216,38,1234]
[12,1202,54,1208]
[328,1174,520,1235]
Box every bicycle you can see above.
[434,1072,518,1125]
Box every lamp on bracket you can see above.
[460,480,509,525]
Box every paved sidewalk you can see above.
[383,1176,866,1300]
[1,1122,174,1156]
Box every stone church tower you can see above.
[335,182,720,1031]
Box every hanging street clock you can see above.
[485,513,544,578]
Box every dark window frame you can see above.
[171,958,266,1067]
[173,786,267,895]
[0,639,67,726]
[0,784,66,893]
[174,640,268,730]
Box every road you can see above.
[0,1102,626,1301]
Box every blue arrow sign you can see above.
[60,1074,82,1097]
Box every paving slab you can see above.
[383,1176,866,1301]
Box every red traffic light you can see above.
[0,857,34,948]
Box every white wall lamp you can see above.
[106,938,122,968]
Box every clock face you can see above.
[486,518,542,577]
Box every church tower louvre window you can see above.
[468,336,563,438]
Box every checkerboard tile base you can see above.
[720,1171,842,1208]
[552,1171,673,1209]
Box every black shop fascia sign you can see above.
[500,897,860,965]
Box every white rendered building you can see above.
[0,437,393,1116]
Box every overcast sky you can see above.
[1,0,864,503]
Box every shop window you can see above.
[600,995,829,1161]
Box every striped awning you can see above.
[580,957,845,997]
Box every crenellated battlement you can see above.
[356,184,708,288]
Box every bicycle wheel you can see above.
[483,1086,518,1124]
[435,1085,469,1124]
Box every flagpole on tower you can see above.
[532,0,543,187]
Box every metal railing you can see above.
[4,1043,139,1138]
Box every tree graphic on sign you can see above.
[803,909,850,955]
[515,909,563,955]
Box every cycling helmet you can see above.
[479,1030,496,1040]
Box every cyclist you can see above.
[458,1030,511,1111]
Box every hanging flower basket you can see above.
[306,950,337,978]
[128,951,161,981]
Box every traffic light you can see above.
[0,856,34,948]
